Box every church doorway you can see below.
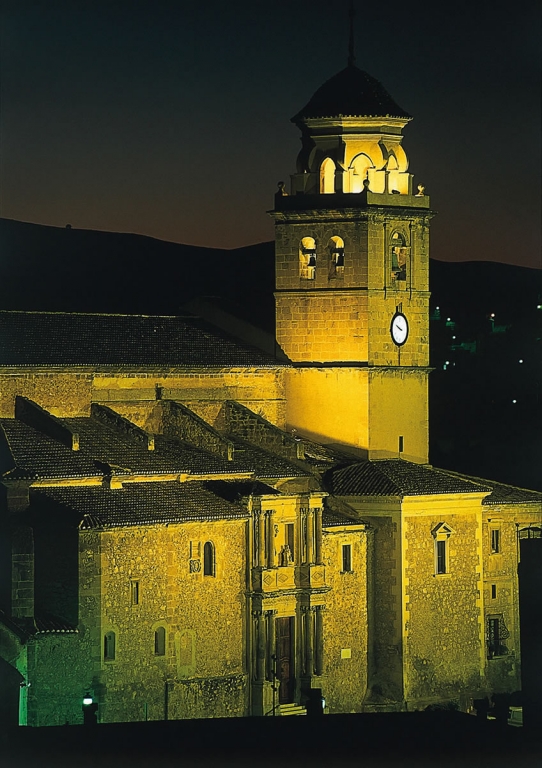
[276,616,294,704]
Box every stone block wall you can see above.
[82,518,250,723]
[403,502,484,706]
[321,526,370,713]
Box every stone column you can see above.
[266,511,275,568]
[257,511,266,568]
[304,607,314,676]
[315,606,325,676]
[306,508,314,565]
[299,509,306,564]
[254,611,266,682]
[314,508,323,565]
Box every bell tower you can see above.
[272,61,433,463]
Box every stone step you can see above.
[279,703,307,716]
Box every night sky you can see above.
[1,0,540,267]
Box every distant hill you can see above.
[0,218,276,331]
[2,218,540,490]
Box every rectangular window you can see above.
[342,544,352,573]
[487,617,501,658]
[490,528,500,554]
[398,435,404,453]
[154,626,166,656]
[491,584,497,599]
[286,523,295,562]
[131,581,139,605]
[436,540,447,574]
[104,631,116,661]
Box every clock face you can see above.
[391,312,409,346]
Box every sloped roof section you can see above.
[0,311,281,367]
[291,65,411,123]
[432,470,542,506]
[32,481,249,528]
[327,460,491,497]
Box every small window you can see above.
[436,540,447,574]
[203,541,215,577]
[104,631,116,661]
[490,528,500,554]
[432,522,454,575]
[398,435,404,453]
[154,626,166,656]
[131,580,139,606]
[342,544,352,573]
[491,584,497,599]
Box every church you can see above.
[1,60,541,727]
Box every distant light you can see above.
[490,313,495,318]
[447,317,451,322]
[83,696,93,706]
[512,400,517,404]
[445,361,450,365]
[452,336,456,340]
[519,359,524,364]
[436,306,440,310]
[537,305,542,310]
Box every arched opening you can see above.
[299,237,317,280]
[328,236,345,278]
[390,231,408,282]
[350,153,374,193]
[203,541,215,577]
[320,157,336,194]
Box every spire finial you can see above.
[348,0,356,67]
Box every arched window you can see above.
[320,157,336,194]
[299,237,317,280]
[350,153,374,193]
[328,236,345,278]
[390,231,408,282]
[154,626,166,656]
[104,631,116,661]
[203,541,215,577]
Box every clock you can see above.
[390,312,409,346]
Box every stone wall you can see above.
[403,501,484,706]
[83,517,250,723]
[321,526,370,713]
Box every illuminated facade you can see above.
[0,64,541,727]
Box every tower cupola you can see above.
[290,64,414,196]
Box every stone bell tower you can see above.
[272,62,433,463]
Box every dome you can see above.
[291,64,411,123]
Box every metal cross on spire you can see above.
[348,0,356,67]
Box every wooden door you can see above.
[276,616,294,704]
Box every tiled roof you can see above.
[291,65,411,123]
[0,420,105,481]
[32,481,249,528]
[432,470,542,506]
[0,411,307,483]
[322,510,365,527]
[226,436,307,479]
[0,311,280,367]
[61,417,234,476]
[202,480,281,502]
[327,460,492,497]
